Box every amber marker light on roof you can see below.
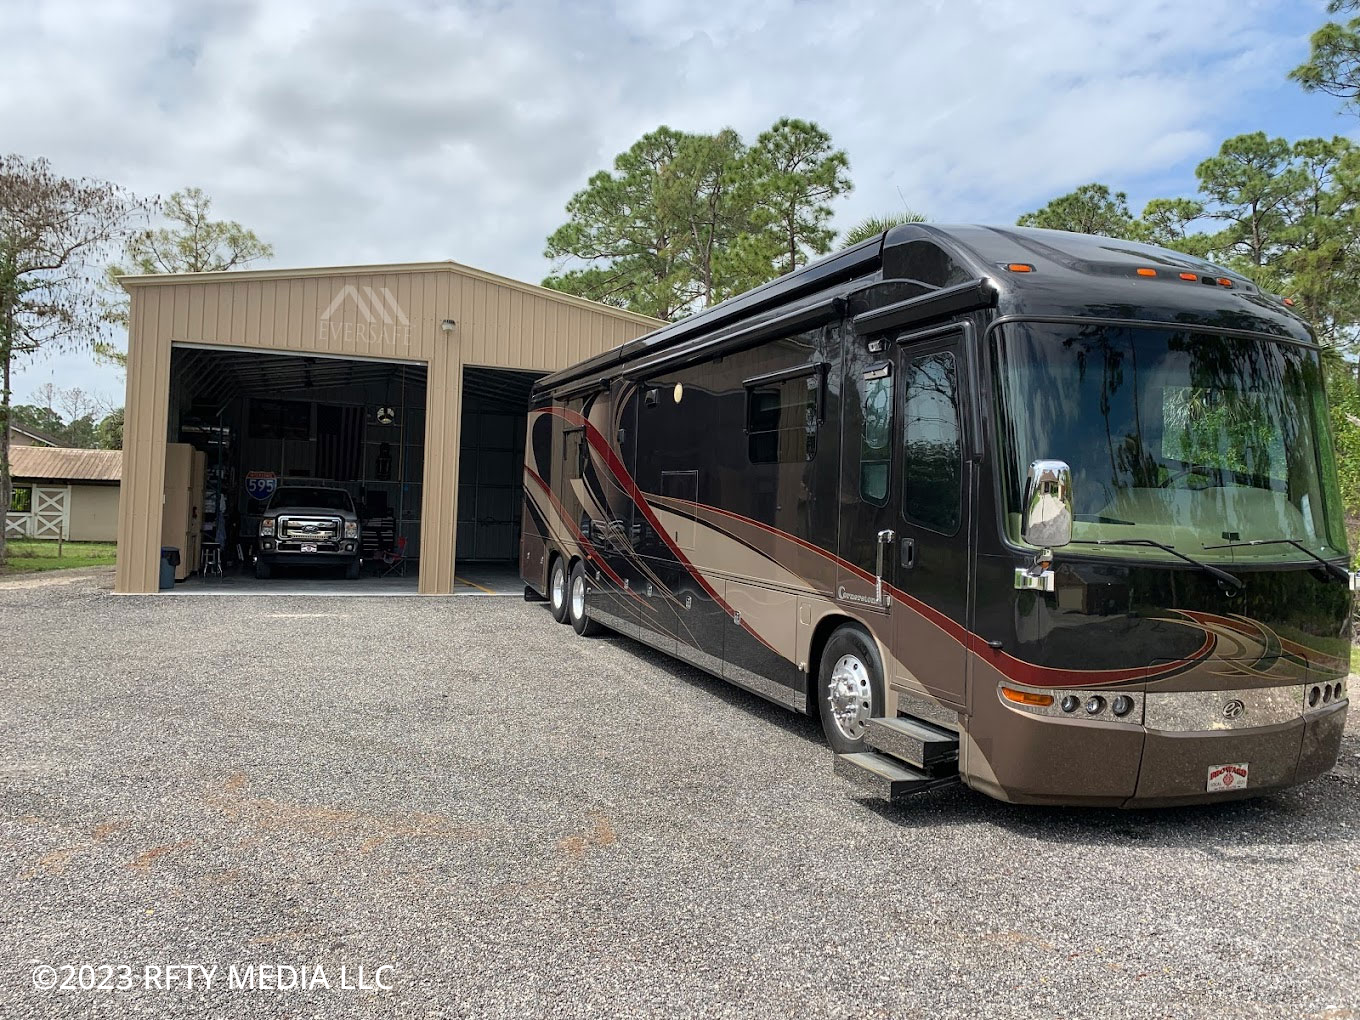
[1284,297,1296,306]
[1179,272,1198,281]
[1136,267,1157,277]
[1005,263,1034,272]
[1216,277,1233,287]
[1001,686,1055,707]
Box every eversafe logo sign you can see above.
[318,285,412,348]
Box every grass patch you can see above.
[0,539,117,574]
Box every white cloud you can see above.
[0,0,1308,403]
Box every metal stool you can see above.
[201,543,223,578]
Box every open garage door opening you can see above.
[454,366,541,595]
[166,345,426,593]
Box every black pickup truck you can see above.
[255,485,362,579]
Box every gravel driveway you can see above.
[1,571,1357,1019]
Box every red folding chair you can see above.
[379,536,408,577]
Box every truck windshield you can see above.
[993,321,1347,566]
[270,487,353,512]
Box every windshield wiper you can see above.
[1202,538,1350,583]
[1071,538,1244,591]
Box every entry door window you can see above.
[859,363,893,505]
[901,350,962,534]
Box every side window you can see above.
[902,351,962,534]
[859,363,893,505]
[747,372,819,464]
[9,484,32,514]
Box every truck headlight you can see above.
[260,518,276,537]
[344,521,358,539]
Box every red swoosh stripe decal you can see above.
[524,464,651,611]
[542,405,778,656]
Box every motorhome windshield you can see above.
[993,321,1347,566]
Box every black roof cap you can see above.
[537,224,1311,395]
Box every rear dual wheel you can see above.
[548,556,570,624]
[567,560,601,636]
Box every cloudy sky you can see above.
[2,0,1353,409]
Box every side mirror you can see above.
[1022,460,1073,549]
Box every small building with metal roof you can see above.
[7,446,122,542]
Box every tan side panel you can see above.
[115,287,174,593]
[128,266,657,372]
[457,273,653,370]
[66,486,120,543]
[726,581,798,662]
[648,506,810,593]
[419,275,461,595]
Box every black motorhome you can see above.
[520,224,1350,806]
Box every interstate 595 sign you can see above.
[245,471,278,502]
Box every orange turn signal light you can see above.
[1216,277,1233,287]
[1001,686,1055,707]
[1006,263,1034,273]
[1136,267,1157,277]
[1179,272,1198,281]
[1283,297,1296,307]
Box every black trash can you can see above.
[159,547,180,590]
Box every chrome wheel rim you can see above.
[550,563,565,611]
[571,574,586,620]
[828,653,872,740]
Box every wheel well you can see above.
[547,548,579,577]
[805,613,866,715]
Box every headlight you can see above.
[344,521,358,539]
[260,518,276,537]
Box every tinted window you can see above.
[747,373,819,464]
[269,487,354,511]
[902,352,962,533]
[859,364,892,504]
[992,323,1347,562]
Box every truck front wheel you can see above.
[254,559,272,580]
[345,559,361,580]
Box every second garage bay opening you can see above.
[455,366,541,594]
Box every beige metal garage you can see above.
[115,261,659,594]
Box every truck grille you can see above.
[279,516,341,541]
